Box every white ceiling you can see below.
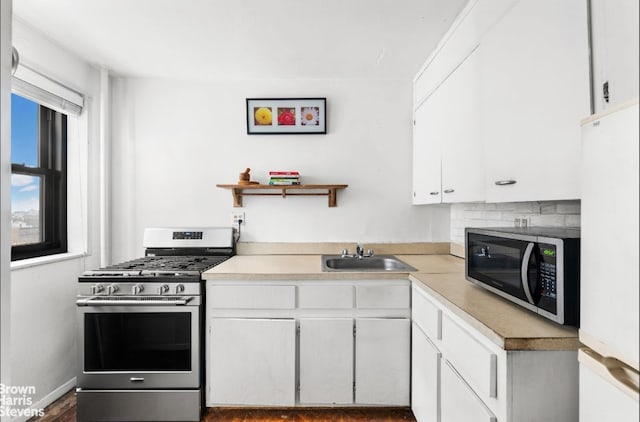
[13,0,466,81]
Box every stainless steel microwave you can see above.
[465,227,580,326]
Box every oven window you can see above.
[84,313,191,372]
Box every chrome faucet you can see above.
[341,244,374,259]
[355,243,374,259]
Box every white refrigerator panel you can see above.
[579,349,639,421]
[580,101,639,369]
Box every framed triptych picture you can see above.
[246,98,327,134]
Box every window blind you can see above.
[12,62,84,116]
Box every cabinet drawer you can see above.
[412,285,442,340]
[441,359,496,422]
[356,284,410,309]
[441,314,497,399]
[298,285,354,309]
[208,285,296,309]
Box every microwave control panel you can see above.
[539,243,557,298]
[537,243,558,315]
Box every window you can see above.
[11,93,68,260]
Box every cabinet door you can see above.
[479,0,590,202]
[412,322,441,422]
[580,103,639,366]
[299,318,354,405]
[413,94,443,204]
[590,0,639,112]
[440,47,484,203]
[208,318,296,406]
[355,318,410,405]
[441,359,496,422]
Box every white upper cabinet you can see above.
[590,0,639,113]
[413,0,517,205]
[439,47,484,203]
[414,0,517,104]
[479,0,590,202]
[413,0,591,204]
[413,47,484,204]
[413,90,443,204]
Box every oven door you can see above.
[76,298,200,389]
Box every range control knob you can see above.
[132,284,144,295]
[108,284,120,295]
[159,284,170,295]
[175,284,185,294]
[91,284,105,295]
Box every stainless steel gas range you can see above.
[75,227,235,422]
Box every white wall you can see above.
[8,19,102,415]
[110,77,451,261]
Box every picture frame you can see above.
[246,97,327,134]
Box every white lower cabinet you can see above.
[208,318,296,406]
[355,318,411,405]
[206,280,410,407]
[299,318,354,405]
[441,359,496,422]
[411,322,440,422]
[411,282,579,422]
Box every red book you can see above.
[269,171,300,176]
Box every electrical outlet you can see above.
[232,211,245,225]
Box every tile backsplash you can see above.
[450,200,581,245]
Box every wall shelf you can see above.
[216,184,348,207]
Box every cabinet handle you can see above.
[443,189,455,194]
[495,179,517,186]
[429,191,439,195]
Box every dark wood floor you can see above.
[30,390,417,422]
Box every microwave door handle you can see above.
[521,242,535,305]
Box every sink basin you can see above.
[321,255,416,272]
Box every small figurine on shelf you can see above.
[237,168,259,185]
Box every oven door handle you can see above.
[76,297,194,306]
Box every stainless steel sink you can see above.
[321,255,416,272]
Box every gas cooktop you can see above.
[79,227,235,284]
[83,255,230,277]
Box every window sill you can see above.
[10,251,87,271]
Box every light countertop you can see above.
[203,254,578,351]
[410,272,579,351]
[202,254,464,280]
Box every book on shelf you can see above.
[269,176,300,182]
[268,180,301,185]
[268,170,300,185]
[269,171,300,176]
